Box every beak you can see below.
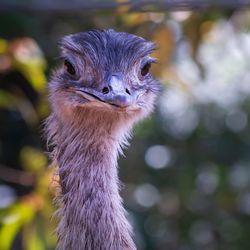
[69,76,134,108]
[103,75,133,108]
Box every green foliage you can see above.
[0,203,35,250]
[1,5,250,250]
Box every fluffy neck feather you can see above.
[47,108,136,250]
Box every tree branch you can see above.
[0,164,36,186]
[0,0,249,15]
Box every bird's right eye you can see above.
[64,59,76,75]
[141,62,151,77]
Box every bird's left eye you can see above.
[141,62,151,77]
[64,59,76,75]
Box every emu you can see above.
[46,29,159,250]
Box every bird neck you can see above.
[51,113,136,250]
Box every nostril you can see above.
[102,87,110,94]
[126,88,131,95]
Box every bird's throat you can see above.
[52,115,136,250]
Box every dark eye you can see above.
[64,59,75,75]
[141,62,151,77]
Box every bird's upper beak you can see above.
[69,75,136,109]
[102,75,133,108]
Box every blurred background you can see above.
[1,1,250,250]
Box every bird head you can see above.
[49,29,159,128]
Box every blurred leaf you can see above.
[36,95,50,119]
[116,0,130,14]
[24,223,44,250]
[8,38,47,92]
[183,13,215,78]
[151,24,175,77]
[20,146,47,172]
[0,202,35,250]
[14,97,39,126]
[120,13,149,27]
[0,90,15,109]
[27,232,44,250]
[0,39,7,54]
[0,90,40,126]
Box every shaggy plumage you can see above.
[45,29,159,250]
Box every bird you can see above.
[45,29,159,250]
